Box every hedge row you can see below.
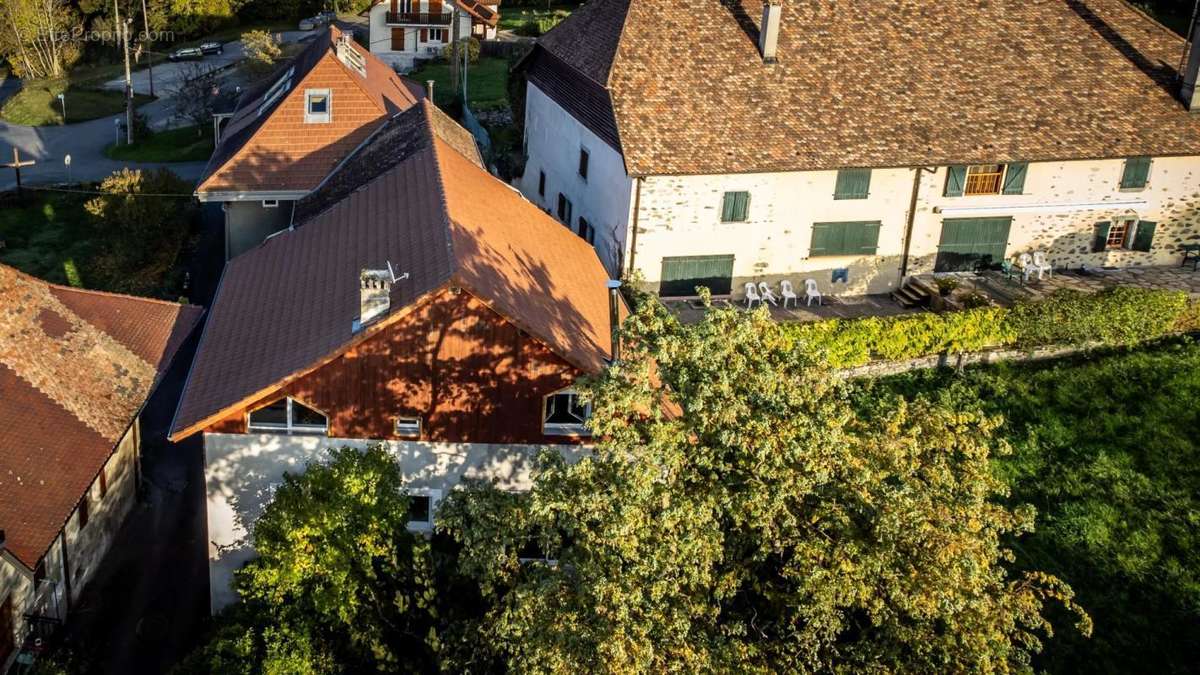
[783,288,1199,369]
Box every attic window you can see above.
[305,89,331,123]
[248,397,328,435]
[257,66,295,117]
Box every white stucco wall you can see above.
[519,83,636,276]
[203,433,588,611]
[368,3,473,72]
[626,156,1200,297]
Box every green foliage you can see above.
[441,37,481,65]
[439,297,1088,672]
[783,288,1197,368]
[859,340,1200,673]
[84,167,193,295]
[241,29,282,75]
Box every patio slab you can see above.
[922,264,1200,308]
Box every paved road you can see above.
[102,30,317,96]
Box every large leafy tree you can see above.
[440,292,1091,673]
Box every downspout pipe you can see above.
[900,166,935,281]
[626,176,644,278]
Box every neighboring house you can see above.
[365,0,500,71]
[518,0,1200,297]
[0,267,200,671]
[169,98,622,611]
[196,26,425,260]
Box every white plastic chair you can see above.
[780,280,798,308]
[1017,253,1035,283]
[744,282,761,309]
[758,282,778,306]
[1032,251,1053,279]
[804,279,822,306]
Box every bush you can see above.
[784,288,1197,368]
[242,30,282,75]
[442,37,481,65]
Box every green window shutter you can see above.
[1001,162,1028,195]
[834,168,871,199]
[721,191,750,222]
[1092,221,1111,252]
[1131,220,1156,252]
[857,221,881,253]
[944,165,966,197]
[1120,157,1151,189]
[810,222,834,256]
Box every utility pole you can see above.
[450,5,460,97]
[140,0,154,97]
[4,148,36,199]
[115,0,134,145]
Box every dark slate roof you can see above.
[525,46,621,152]
[537,0,1200,176]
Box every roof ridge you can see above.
[604,0,636,88]
[328,27,419,115]
[422,101,459,274]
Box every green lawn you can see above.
[0,191,98,287]
[498,4,576,34]
[0,81,153,126]
[104,124,215,162]
[411,57,510,110]
[857,340,1200,674]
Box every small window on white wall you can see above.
[262,199,279,208]
[405,488,442,532]
[248,398,328,435]
[305,89,331,123]
[543,388,591,436]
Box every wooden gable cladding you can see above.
[205,289,584,443]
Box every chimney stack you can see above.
[358,269,392,330]
[606,279,622,362]
[1183,16,1200,112]
[426,79,436,99]
[759,0,782,64]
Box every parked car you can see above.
[168,47,203,62]
[200,42,224,55]
[298,17,318,30]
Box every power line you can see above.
[27,184,196,198]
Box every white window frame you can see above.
[304,88,331,124]
[428,28,446,42]
[247,397,329,435]
[395,416,422,438]
[262,199,279,208]
[405,488,442,532]
[542,388,592,436]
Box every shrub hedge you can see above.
[783,288,1198,368]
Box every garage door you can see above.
[935,217,1012,272]
[659,255,735,297]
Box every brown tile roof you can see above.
[197,26,424,195]
[538,0,1200,176]
[0,267,202,569]
[172,102,618,438]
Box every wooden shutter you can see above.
[809,222,834,256]
[1131,220,1156,252]
[856,221,881,253]
[391,28,405,51]
[429,0,443,13]
[834,168,871,199]
[420,28,428,42]
[1120,157,1151,189]
[721,192,749,222]
[1092,221,1111,252]
[1001,162,1028,195]
[660,255,736,297]
[944,165,966,197]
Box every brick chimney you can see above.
[759,0,782,64]
[358,269,392,329]
[1183,16,1200,111]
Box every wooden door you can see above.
[935,217,1012,272]
[659,255,736,297]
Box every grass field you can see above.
[411,57,510,110]
[104,124,215,162]
[0,190,98,287]
[498,4,576,34]
[0,81,153,126]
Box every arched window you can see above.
[248,398,328,435]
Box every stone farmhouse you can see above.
[0,267,199,670]
[518,0,1200,298]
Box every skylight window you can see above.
[305,89,331,123]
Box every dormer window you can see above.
[543,388,591,436]
[248,397,328,435]
[305,89,331,123]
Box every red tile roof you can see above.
[197,26,424,195]
[0,267,202,569]
[172,101,618,438]
[538,0,1200,176]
